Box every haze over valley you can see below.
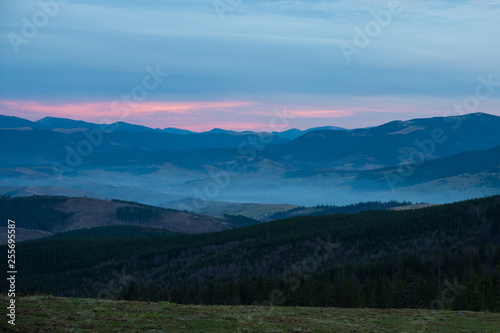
[2,1,500,330]
[1,112,499,211]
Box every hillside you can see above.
[0,195,244,243]
[0,115,347,139]
[1,113,499,207]
[0,115,36,128]
[1,113,500,207]
[357,144,500,189]
[46,225,178,240]
[163,198,300,221]
[2,112,499,170]
[267,113,500,169]
[164,199,412,221]
[267,200,411,220]
[1,295,499,333]
[0,127,289,167]
[3,196,499,312]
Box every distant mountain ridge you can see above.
[3,112,499,170]
[357,144,500,188]
[0,115,36,128]
[267,112,500,169]
[0,115,346,139]
[1,112,499,207]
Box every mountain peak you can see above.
[36,116,66,123]
[0,115,36,128]
[207,128,237,134]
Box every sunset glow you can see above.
[1,1,500,130]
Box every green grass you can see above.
[1,295,499,332]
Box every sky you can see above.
[1,0,500,131]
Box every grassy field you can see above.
[1,296,499,332]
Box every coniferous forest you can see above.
[1,196,499,312]
[3,1,500,330]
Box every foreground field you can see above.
[1,296,499,332]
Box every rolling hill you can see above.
[2,112,500,171]
[3,195,499,312]
[356,144,500,189]
[0,195,254,243]
[267,113,500,170]
[1,112,499,207]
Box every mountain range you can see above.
[1,112,500,314]
[0,112,499,207]
[0,115,346,140]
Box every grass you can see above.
[1,295,499,332]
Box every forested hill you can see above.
[269,200,412,220]
[0,195,244,241]
[2,196,500,312]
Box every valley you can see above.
[1,113,500,208]
[3,2,500,330]
[1,113,499,331]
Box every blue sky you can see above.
[1,0,500,130]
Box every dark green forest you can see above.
[1,196,499,312]
[115,206,163,223]
[269,200,412,219]
[0,195,73,231]
[47,225,178,240]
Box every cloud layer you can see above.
[1,0,499,130]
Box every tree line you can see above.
[1,196,499,312]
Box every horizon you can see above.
[2,1,500,131]
[1,111,495,133]
[2,1,500,327]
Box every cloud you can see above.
[0,0,499,129]
[0,98,252,119]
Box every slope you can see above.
[0,195,238,242]
[268,113,500,169]
[4,196,499,312]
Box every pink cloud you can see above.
[286,109,355,118]
[0,99,253,125]
[5,96,498,131]
[0,98,416,131]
